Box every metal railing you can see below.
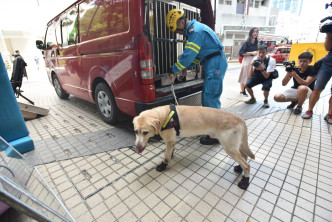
[0,137,75,222]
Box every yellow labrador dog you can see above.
[133,105,255,190]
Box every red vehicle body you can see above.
[36,0,215,124]
[261,40,277,53]
[268,46,291,63]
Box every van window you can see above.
[45,23,57,49]
[79,0,129,42]
[61,6,79,46]
[54,20,62,45]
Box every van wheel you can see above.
[95,82,119,124]
[53,75,69,99]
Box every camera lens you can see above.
[253,61,260,68]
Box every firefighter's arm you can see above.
[171,33,201,74]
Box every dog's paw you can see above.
[238,176,249,190]
[156,162,167,172]
[234,165,243,173]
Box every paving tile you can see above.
[229,207,249,222]
[194,200,213,217]
[256,198,274,214]
[109,202,129,219]
[185,209,205,222]
[141,211,160,222]
[215,199,234,216]
[276,197,294,213]
[90,202,108,219]
[315,205,332,221]
[207,209,227,222]
[251,207,271,222]
[152,201,171,218]
[272,206,292,222]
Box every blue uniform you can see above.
[171,19,228,109]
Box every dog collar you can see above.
[161,104,180,136]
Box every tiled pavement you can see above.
[1,65,332,222]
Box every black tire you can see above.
[94,82,119,124]
[53,74,69,99]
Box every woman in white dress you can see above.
[238,28,259,95]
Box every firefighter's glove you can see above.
[182,68,187,77]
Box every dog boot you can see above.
[238,176,250,190]
[156,161,167,172]
[200,135,219,145]
[234,165,243,173]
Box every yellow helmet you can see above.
[166,9,185,32]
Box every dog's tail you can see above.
[241,125,255,160]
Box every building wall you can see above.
[216,0,278,59]
[0,31,44,73]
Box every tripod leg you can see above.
[16,91,34,105]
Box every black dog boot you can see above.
[234,165,243,173]
[156,161,168,172]
[200,135,219,145]
[238,176,250,190]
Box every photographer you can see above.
[274,52,316,115]
[244,45,276,108]
[302,17,332,124]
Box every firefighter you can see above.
[166,9,228,145]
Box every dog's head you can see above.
[133,113,161,154]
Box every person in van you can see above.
[238,27,259,96]
[166,8,228,145]
[274,52,316,115]
[302,19,332,124]
[244,44,276,108]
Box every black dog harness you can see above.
[161,104,180,136]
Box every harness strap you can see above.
[161,104,181,136]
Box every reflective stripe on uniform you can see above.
[193,59,200,64]
[175,61,185,71]
[185,42,200,54]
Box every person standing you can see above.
[166,9,228,145]
[238,28,259,96]
[11,50,28,90]
[302,22,332,124]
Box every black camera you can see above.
[253,58,261,68]
[283,61,300,72]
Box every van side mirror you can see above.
[36,40,45,50]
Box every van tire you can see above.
[53,75,69,99]
[95,82,119,124]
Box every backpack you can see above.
[264,56,279,79]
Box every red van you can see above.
[36,0,215,124]
[268,46,291,63]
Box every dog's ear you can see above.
[132,116,138,129]
[150,118,161,134]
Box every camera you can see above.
[253,58,261,68]
[283,61,300,72]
